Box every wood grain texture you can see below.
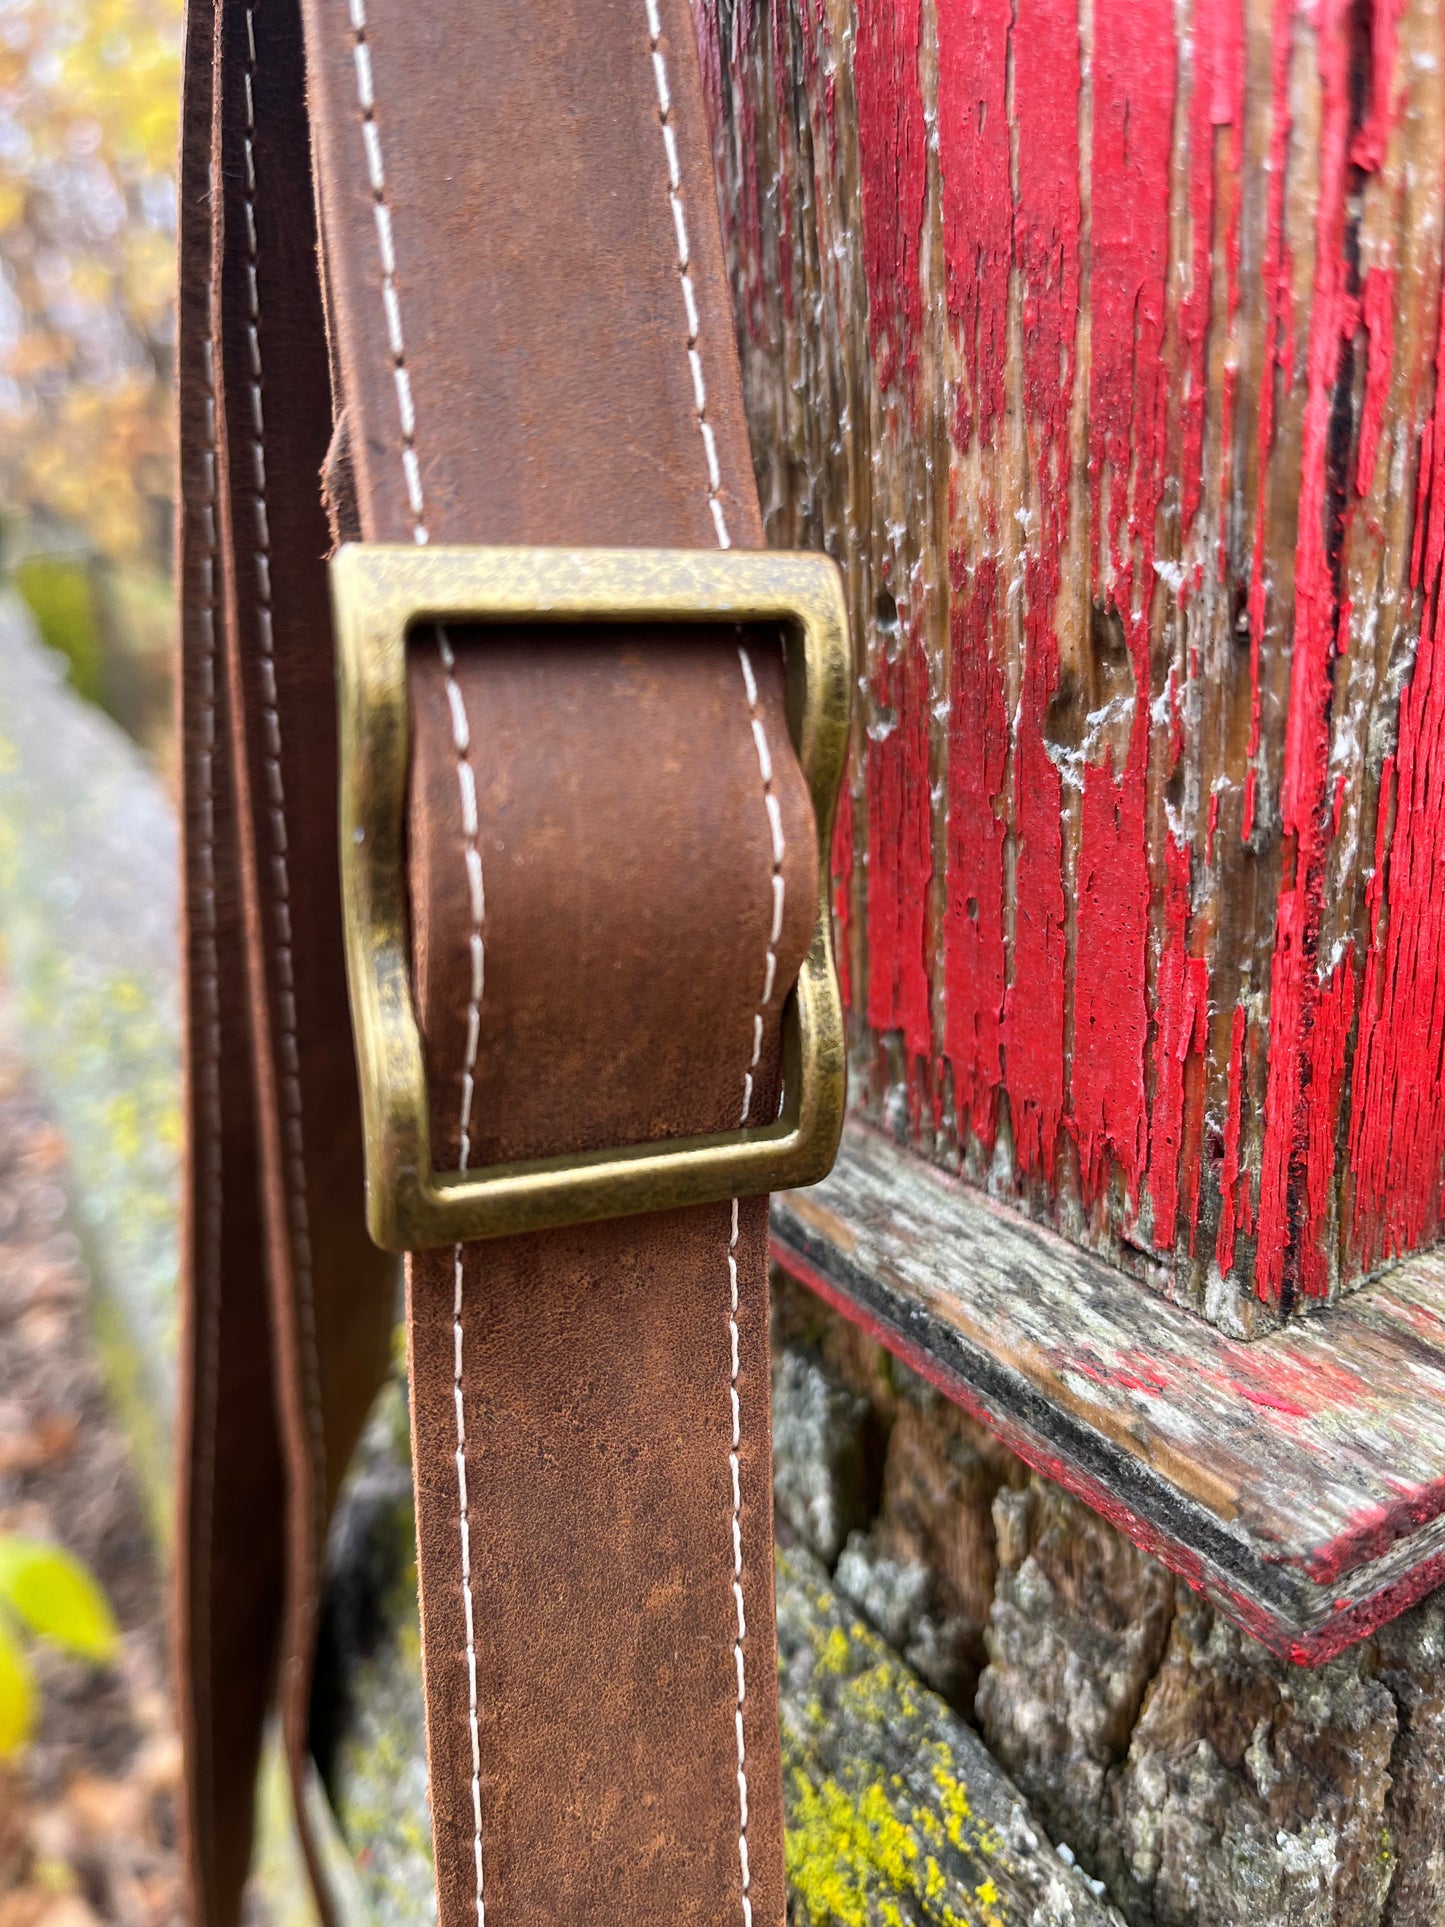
[698,0,1445,1330]
[773,1120,1445,1659]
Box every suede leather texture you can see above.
[175,0,815,1923]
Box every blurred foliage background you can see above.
[0,0,180,762]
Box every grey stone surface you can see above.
[771,1345,876,1564]
[977,1482,1177,1873]
[1376,1597,1445,1924]
[977,1476,1439,1927]
[1099,1592,1396,1927]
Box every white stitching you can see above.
[346,0,428,543]
[190,327,223,1882]
[439,634,488,1927]
[345,8,486,1920]
[723,1195,752,1927]
[643,0,732,550]
[642,9,774,1920]
[241,1,327,1520]
[725,646,783,1927]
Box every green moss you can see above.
[14,556,104,707]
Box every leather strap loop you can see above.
[174,1,813,1923]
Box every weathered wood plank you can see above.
[772,1277,1445,1926]
[773,1121,1445,1658]
[700,0,1445,1329]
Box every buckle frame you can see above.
[332,543,851,1252]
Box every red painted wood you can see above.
[773,1123,1445,1661]
[699,0,1445,1332]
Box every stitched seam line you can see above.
[191,326,223,1888]
[644,0,732,551]
[732,645,787,1129]
[241,3,327,1524]
[726,638,783,1927]
[347,0,428,546]
[642,9,767,1921]
[345,9,485,1919]
[440,624,487,1927]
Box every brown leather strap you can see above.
[174,2,815,1924]
[176,0,398,1911]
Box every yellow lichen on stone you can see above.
[785,1770,978,1927]
[930,1763,1003,1860]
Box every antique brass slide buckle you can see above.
[332,544,851,1252]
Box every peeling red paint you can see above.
[935,0,1010,449]
[1178,0,1244,536]
[853,0,926,400]
[1358,266,1396,496]
[1244,0,1297,798]
[1070,0,1174,1207]
[1147,838,1210,1251]
[999,0,1078,1183]
[1256,0,1355,1305]
[1351,0,1404,173]
[1349,257,1445,1270]
[865,610,934,1071]
[1230,1383,1311,1419]
[1085,0,1175,589]
[934,0,1013,1149]
[1073,755,1151,1204]
[727,0,1445,1335]
[1180,966,1209,1258]
[1300,958,1357,1298]
[1216,1004,1249,1276]
[943,556,1008,1148]
[854,0,932,1077]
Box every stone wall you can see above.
[772,1271,1445,1926]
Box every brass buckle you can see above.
[332,544,851,1252]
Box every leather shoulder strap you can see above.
[174,2,819,1924]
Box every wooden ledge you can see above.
[773,1122,1445,1665]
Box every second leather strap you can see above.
[299,0,815,1922]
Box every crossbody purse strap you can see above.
[173,1,843,1924]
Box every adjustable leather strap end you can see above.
[403,623,817,1925]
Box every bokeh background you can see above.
[0,12,198,1924]
[0,0,179,761]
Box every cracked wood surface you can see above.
[774,1122,1445,1659]
[700,0,1445,1331]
